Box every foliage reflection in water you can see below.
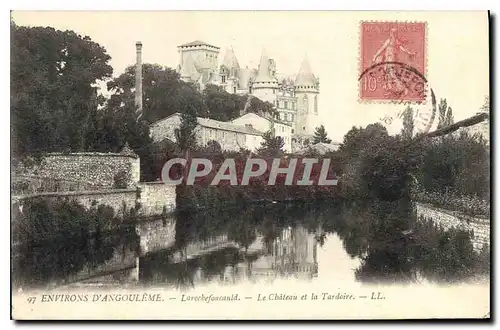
[139,200,490,289]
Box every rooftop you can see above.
[178,40,220,49]
[150,113,264,136]
[295,142,341,155]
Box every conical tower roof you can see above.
[238,66,251,89]
[222,47,240,71]
[253,49,277,83]
[295,55,316,87]
[179,53,200,81]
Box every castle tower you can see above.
[179,53,200,83]
[238,66,251,92]
[221,47,240,94]
[251,49,279,103]
[177,40,220,84]
[294,55,319,135]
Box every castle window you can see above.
[273,89,276,94]
[222,76,226,83]
[314,95,318,114]
[291,114,294,121]
[233,86,237,94]
[292,102,295,110]
[303,95,309,113]
[284,101,288,109]
[284,113,288,121]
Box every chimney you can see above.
[135,41,143,118]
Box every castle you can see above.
[176,40,320,138]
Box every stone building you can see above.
[149,113,264,152]
[177,40,320,137]
[231,112,293,153]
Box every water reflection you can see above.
[141,223,320,288]
[139,199,489,289]
[13,198,489,289]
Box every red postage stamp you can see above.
[359,21,427,103]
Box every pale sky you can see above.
[11,11,489,142]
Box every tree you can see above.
[480,96,490,113]
[444,106,454,127]
[203,84,276,122]
[401,106,415,140]
[205,140,223,153]
[437,99,448,129]
[175,106,198,152]
[107,64,207,124]
[339,123,389,159]
[257,130,285,156]
[202,84,242,121]
[11,23,113,158]
[313,125,332,144]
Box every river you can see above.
[41,199,488,290]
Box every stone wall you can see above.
[136,215,177,255]
[13,189,138,217]
[14,152,140,189]
[416,202,490,251]
[137,182,176,216]
[149,114,181,143]
[13,183,177,219]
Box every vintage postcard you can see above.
[10,11,490,320]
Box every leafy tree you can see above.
[203,84,276,121]
[417,130,489,199]
[480,96,490,113]
[339,123,389,160]
[257,130,285,156]
[437,99,454,129]
[11,23,113,158]
[401,106,415,140]
[107,64,207,124]
[444,106,454,127]
[313,125,332,144]
[246,94,277,117]
[175,107,198,152]
[437,98,448,129]
[205,140,223,153]
[202,84,242,121]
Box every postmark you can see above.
[364,61,436,136]
[359,21,427,103]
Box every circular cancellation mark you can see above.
[358,61,437,135]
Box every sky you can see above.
[11,11,489,142]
